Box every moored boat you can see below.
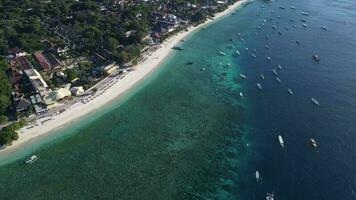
[310,138,317,148]
[288,88,294,95]
[272,68,278,76]
[260,74,265,80]
[276,77,282,84]
[313,54,320,62]
[256,170,261,182]
[25,155,38,164]
[311,98,320,105]
[240,74,247,79]
[266,193,274,200]
[267,56,272,61]
[219,51,226,56]
[278,135,284,148]
[257,83,263,90]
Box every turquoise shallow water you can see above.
[0,6,248,199]
[2,0,356,199]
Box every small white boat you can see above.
[251,53,257,58]
[235,50,240,56]
[219,51,226,56]
[276,77,282,84]
[313,54,320,62]
[278,135,284,148]
[301,11,309,16]
[240,74,247,79]
[272,69,278,76]
[272,25,277,30]
[266,193,274,200]
[288,88,294,95]
[239,92,243,97]
[257,83,263,90]
[278,64,283,70]
[310,138,317,148]
[25,155,38,164]
[266,56,272,61]
[245,47,249,51]
[321,26,327,31]
[260,74,265,80]
[311,98,320,106]
[256,171,261,182]
[302,23,308,28]
[290,6,296,10]
[201,68,206,71]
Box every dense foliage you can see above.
[0,119,27,146]
[0,60,11,115]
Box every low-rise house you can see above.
[8,48,28,58]
[15,56,33,70]
[13,98,32,113]
[33,51,51,71]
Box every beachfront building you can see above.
[24,69,52,97]
[101,61,119,75]
[70,86,84,96]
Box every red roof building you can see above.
[33,51,51,71]
[15,56,32,70]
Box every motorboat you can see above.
[278,135,284,148]
[313,54,320,62]
[245,47,249,51]
[272,69,278,76]
[235,50,240,56]
[266,193,274,200]
[256,171,261,182]
[288,88,294,95]
[240,92,243,97]
[276,77,282,84]
[290,6,296,10]
[257,83,263,90]
[278,31,282,35]
[260,74,265,80]
[267,56,272,61]
[272,25,277,30]
[278,64,282,70]
[251,53,257,58]
[311,98,320,106]
[321,26,327,31]
[265,45,270,49]
[302,23,308,28]
[279,6,286,9]
[25,155,38,164]
[201,68,206,71]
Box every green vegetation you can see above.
[0,60,11,115]
[0,119,27,146]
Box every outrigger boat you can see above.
[25,155,38,164]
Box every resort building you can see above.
[24,69,52,97]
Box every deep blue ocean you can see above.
[1,0,356,199]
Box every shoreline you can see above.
[0,0,246,156]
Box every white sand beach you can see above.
[0,0,247,154]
